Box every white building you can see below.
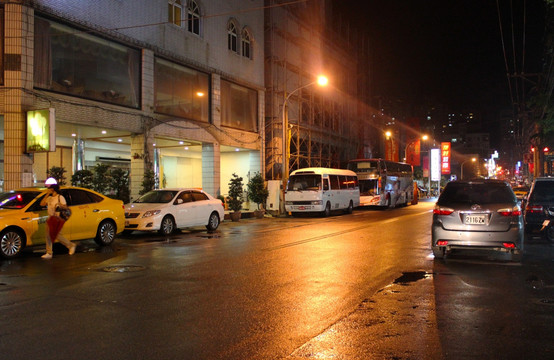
[0,0,265,201]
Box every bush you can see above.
[227,173,244,212]
[247,172,269,210]
[47,166,67,185]
[140,169,157,195]
[71,170,94,188]
[92,163,112,194]
[109,168,130,203]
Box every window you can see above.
[168,0,183,26]
[227,21,237,53]
[154,57,209,122]
[220,79,258,132]
[187,0,200,35]
[191,191,209,201]
[241,29,251,59]
[34,17,141,108]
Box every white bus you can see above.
[347,159,415,208]
[285,167,360,216]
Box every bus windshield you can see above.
[287,174,322,191]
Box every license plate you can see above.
[465,215,486,224]
[298,206,306,210]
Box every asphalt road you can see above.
[1,200,553,359]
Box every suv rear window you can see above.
[529,180,554,201]
[438,182,515,204]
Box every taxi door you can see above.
[25,194,49,246]
[61,189,97,240]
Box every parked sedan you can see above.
[432,179,524,261]
[0,186,125,259]
[124,189,224,235]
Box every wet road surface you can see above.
[1,201,554,359]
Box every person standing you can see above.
[40,183,76,259]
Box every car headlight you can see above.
[142,210,161,218]
[311,200,322,205]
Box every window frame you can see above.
[227,21,238,53]
[168,0,183,27]
[241,28,251,59]
[186,0,201,35]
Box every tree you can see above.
[92,163,112,194]
[227,173,244,212]
[109,168,130,203]
[71,169,94,188]
[247,172,269,210]
[47,166,67,185]
[140,169,157,195]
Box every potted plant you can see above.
[228,173,244,221]
[247,172,269,218]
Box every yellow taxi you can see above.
[0,186,125,258]
[512,185,530,201]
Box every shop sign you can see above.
[441,142,451,174]
[26,108,55,152]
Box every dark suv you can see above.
[524,177,554,238]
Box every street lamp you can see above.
[461,157,476,180]
[404,134,428,162]
[281,75,328,213]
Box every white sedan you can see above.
[124,189,224,235]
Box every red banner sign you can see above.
[441,142,451,174]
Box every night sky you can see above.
[338,0,546,112]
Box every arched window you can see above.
[241,29,251,59]
[168,0,183,27]
[227,21,238,53]
[187,0,200,35]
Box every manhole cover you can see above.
[102,265,146,273]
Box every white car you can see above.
[124,189,224,235]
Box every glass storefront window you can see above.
[221,80,257,132]
[34,17,140,108]
[154,58,209,122]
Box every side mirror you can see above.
[176,198,184,205]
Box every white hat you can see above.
[45,177,58,187]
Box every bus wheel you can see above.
[322,202,331,217]
[345,200,353,214]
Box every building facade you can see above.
[0,0,265,201]
[264,0,376,187]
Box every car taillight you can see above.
[525,205,543,213]
[433,205,454,215]
[497,206,522,216]
[503,242,516,248]
[437,240,448,246]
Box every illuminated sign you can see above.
[26,108,55,152]
[431,148,441,181]
[441,142,451,174]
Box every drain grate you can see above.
[102,265,146,273]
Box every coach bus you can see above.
[347,159,415,208]
[285,167,360,217]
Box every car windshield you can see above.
[287,174,322,191]
[134,190,178,203]
[438,182,515,205]
[529,181,554,202]
[0,191,42,209]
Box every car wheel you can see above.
[322,202,331,217]
[94,220,116,246]
[432,246,445,259]
[206,212,220,231]
[345,200,353,214]
[0,229,24,259]
[159,216,175,236]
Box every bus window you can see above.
[287,174,321,191]
[323,179,329,191]
[330,175,341,190]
